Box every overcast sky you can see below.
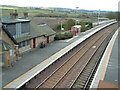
[0,0,119,11]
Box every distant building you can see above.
[1,11,56,67]
[71,25,82,36]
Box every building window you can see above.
[26,40,30,45]
[7,24,16,36]
[21,22,30,34]
[22,41,26,47]
[19,40,30,48]
[19,43,22,48]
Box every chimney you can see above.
[10,10,18,19]
[23,12,28,18]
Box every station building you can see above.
[0,11,56,67]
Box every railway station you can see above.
[0,0,119,89]
[1,20,119,89]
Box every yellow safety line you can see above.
[100,30,118,80]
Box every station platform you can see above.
[90,28,119,89]
[1,21,117,89]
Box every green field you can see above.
[0,6,105,20]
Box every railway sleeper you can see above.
[53,74,62,77]
[82,71,91,75]
[84,68,93,72]
[74,84,84,88]
[83,70,92,74]
[50,77,60,80]
[73,84,84,88]
[87,64,95,68]
[86,65,94,68]
[77,82,85,86]
[84,68,93,71]
[79,75,89,79]
[77,80,87,84]
[77,79,87,84]
[49,79,58,82]
[77,77,87,82]
[47,80,57,85]
[80,73,90,77]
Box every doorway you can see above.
[33,38,36,48]
[47,36,49,43]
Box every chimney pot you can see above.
[10,10,18,19]
[24,12,28,18]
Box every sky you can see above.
[0,0,119,11]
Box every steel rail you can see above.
[69,30,116,90]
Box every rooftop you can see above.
[72,25,82,28]
[1,17,56,43]
[1,17,30,24]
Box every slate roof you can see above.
[1,24,17,44]
[37,24,56,36]
[2,17,30,24]
[1,18,56,44]
[14,23,56,43]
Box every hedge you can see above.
[54,32,73,40]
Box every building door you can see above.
[33,38,36,48]
[47,36,49,43]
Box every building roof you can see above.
[72,25,82,28]
[15,23,56,43]
[1,22,17,44]
[1,17,56,43]
[38,24,56,36]
[1,17,30,24]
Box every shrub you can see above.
[54,32,73,40]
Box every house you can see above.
[71,25,82,36]
[1,11,56,67]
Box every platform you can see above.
[90,28,119,89]
[2,21,117,89]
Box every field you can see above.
[1,6,105,19]
[1,6,108,30]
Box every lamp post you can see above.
[75,7,79,25]
[60,20,64,31]
[61,22,63,30]
[76,7,79,13]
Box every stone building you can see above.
[0,23,17,67]
[1,11,56,67]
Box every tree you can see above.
[64,19,75,30]
[106,12,119,20]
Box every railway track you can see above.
[69,31,115,89]
[50,25,117,89]
[19,23,118,90]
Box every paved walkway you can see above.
[1,24,110,88]
[104,33,120,84]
